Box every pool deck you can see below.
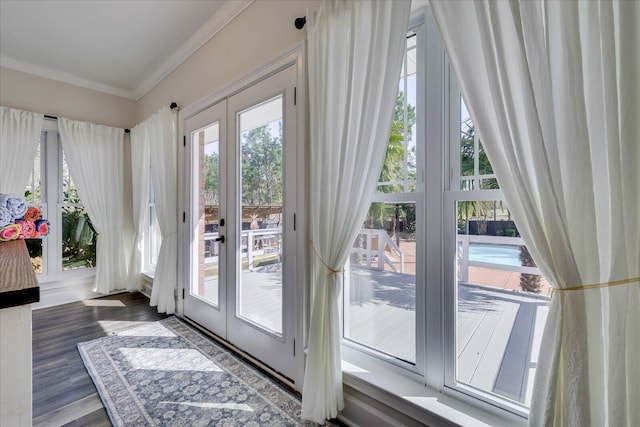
[199,262,548,406]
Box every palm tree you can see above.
[368,92,416,231]
[458,123,496,233]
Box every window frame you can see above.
[144,175,161,275]
[27,119,97,283]
[340,24,427,377]
[340,9,533,422]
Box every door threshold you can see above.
[182,315,297,393]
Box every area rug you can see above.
[78,317,317,426]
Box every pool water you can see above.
[467,243,522,267]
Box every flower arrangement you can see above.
[0,193,50,242]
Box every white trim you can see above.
[133,0,254,100]
[341,353,527,427]
[0,55,136,100]
[177,40,306,390]
[179,41,304,120]
[32,275,99,309]
[0,0,254,100]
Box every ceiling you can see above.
[0,0,253,100]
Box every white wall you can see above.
[136,0,321,122]
[0,66,136,129]
[0,66,136,303]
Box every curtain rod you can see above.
[294,16,306,29]
[43,103,179,134]
[44,114,131,133]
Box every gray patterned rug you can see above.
[78,317,317,426]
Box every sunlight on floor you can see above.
[97,320,162,336]
[161,401,254,412]
[82,299,126,307]
[119,348,223,372]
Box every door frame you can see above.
[177,42,307,390]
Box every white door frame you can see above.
[177,42,307,390]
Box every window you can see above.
[446,96,549,411]
[60,150,96,270]
[146,177,161,270]
[341,12,548,421]
[344,31,421,367]
[23,124,96,280]
[24,133,46,274]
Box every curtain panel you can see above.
[148,107,178,315]
[59,118,129,294]
[128,120,151,291]
[0,106,44,194]
[430,1,639,425]
[302,0,411,423]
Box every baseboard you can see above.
[341,384,452,427]
[33,278,100,309]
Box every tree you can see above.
[519,245,542,293]
[458,122,498,233]
[203,148,219,205]
[368,91,417,234]
[241,123,283,207]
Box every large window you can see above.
[24,124,96,280]
[344,32,421,367]
[341,14,548,421]
[146,178,161,270]
[446,96,548,411]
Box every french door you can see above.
[183,65,298,380]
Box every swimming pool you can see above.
[466,243,523,267]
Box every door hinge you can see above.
[294,87,297,106]
[293,213,296,231]
[182,288,185,299]
[183,135,186,147]
[183,212,186,223]
[293,339,296,356]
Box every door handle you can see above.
[215,235,225,244]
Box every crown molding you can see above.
[0,55,137,100]
[0,0,254,102]
[132,0,254,100]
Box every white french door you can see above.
[183,65,298,381]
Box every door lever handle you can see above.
[214,235,225,243]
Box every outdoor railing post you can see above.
[377,230,384,271]
[366,230,372,269]
[460,234,469,283]
[247,230,254,271]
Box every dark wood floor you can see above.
[32,292,169,426]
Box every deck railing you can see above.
[351,229,405,273]
[204,229,281,270]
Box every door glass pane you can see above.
[455,200,549,406]
[193,122,220,306]
[346,202,416,363]
[238,96,283,335]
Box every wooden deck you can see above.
[207,264,548,406]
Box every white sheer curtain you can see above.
[128,120,151,291]
[430,1,639,425]
[0,106,44,194]
[302,0,411,423]
[148,107,178,314]
[59,119,128,294]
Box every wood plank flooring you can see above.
[32,292,169,426]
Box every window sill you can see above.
[141,270,155,281]
[341,349,527,427]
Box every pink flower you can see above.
[35,219,50,237]
[0,223,22,241]
[15,219,37,239]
